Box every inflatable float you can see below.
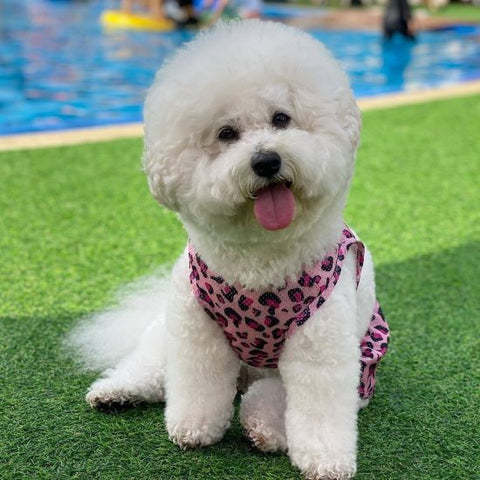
[101,10,175,31]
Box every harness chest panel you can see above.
[188,226,389,399]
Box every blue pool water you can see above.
[1,0,479,135]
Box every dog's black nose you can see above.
[251,151,281,178]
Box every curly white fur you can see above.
[69,20,379,480]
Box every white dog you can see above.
[71,20,389,480]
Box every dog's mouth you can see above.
[252,181,295,231]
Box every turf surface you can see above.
[1,95,479,479]
[429,3,480,21]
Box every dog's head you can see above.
[143,20,361,243]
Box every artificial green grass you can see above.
[428,3,480,21]
[1,94,479,479]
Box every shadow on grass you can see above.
[357,241,479,478]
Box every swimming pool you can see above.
[1,0,479,135]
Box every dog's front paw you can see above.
[86,378,133,408]
[289,449,356,480]
[302,462,356,480]
[86,376,165,409]
[242,414,287,453]
[167,417,229,449]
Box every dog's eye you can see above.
[272,112,291,129]
[218,127,240,142]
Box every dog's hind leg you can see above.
[86,319,166,408]
[240,376,287,453]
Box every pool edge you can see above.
[0,123,144,152]
[358,79,480,111]
[1,80,480,152]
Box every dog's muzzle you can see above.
[251,151,281,178]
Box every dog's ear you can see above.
[142,147,178,211]
[338,92,362,151]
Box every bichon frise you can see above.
[71,20,389,480]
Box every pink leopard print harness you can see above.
[188,226,389,399]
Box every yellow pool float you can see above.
[101,10,175,31]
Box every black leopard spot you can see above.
[321,256,334,271]
[303,296,315,305]
[198,287,214,308]
[249,349,269,358]
[258,292,281,309]
[370,332,384,342]
[245,317,265,332]
[225,307,242,328]
[238,295,253,312]
[222,285,238,302]
[298,273,311,287]
[224,331,235,342]
[285,317,295,327]
[203,308,215,320]
[288,288,304,303]
[271,328,283,339]
[264,316,279,328]
[215,313,227,327]
[293,304,302,313]
[296,308,310,326]
[374,325,389,334]
[196,255,208,277]
[190,265,200,281]
[316,296,325,308]
[251,338,267,349]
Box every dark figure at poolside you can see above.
[383,0,415,41]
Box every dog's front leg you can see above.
[280,327,359,479]
[279,268,360,479]
[164,264,241,449]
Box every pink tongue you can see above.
[254,184,296,231]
